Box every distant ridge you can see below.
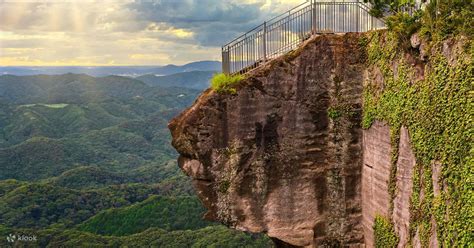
[0,60,222,77]
[137,71,216,90]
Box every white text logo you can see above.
[6,233,37,243]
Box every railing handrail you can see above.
[222,0,386,74]
[223,1,312,49]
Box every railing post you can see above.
[370,13,373,31]
[356,1,367,32]
[263,21,267,62]
[221,47,225,74]
[222,48,229,74]
[311,0,316,34]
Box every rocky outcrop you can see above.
[169,33,366,247]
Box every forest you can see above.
[0,74,273,247]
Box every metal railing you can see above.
[222,0,386,74]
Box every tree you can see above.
[363,0,417,17]
[421,0,474,39]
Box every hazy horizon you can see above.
[0,60,222,77]
[0,60,221,68]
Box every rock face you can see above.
[169,34,366,247]
[361,121,392,248]
[361,122,418,248]
[392,127,416,248]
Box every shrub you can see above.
[386,12,421,46]
[364,0,416,18]
[211,73,244,94]
[328,108,342,119]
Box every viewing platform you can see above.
[221,0,386,74]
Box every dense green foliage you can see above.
[78,196,212,236]
[0,181,173,228]
[0,74,273,247]
[0,109,181,180]
[386,12,421,45]
[420,0,473,40]
[47,162,190,190]
[0,225,273,248]
[373,215,399,248]
[364,30,472,246]
[211,73,244,94]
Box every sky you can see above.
[0,0,303,66]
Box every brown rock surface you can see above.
[169,33,366,247]
[361,121,392,248]
[392,127,416,248]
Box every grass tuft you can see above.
[211,73,244,94]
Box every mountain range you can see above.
[0,61,221,77]
[137,71,216,90]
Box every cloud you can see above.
[125,0,304,46]
[0,0,306,65]
[125,0,268,46]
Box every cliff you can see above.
[170,34,366,247]
[169,32,472,247]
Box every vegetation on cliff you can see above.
[366,0,472,44]
[363,1,473,245]
[373,215,399,248]
[211,73,244,94]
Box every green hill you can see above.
[0,137,99,180]
[0,77,199,148]
[78,195,211,236]
[0,181,168,228]
[2,103,125,145]
[0,74,147,104]
[46,166,128,189]
[137,71,215,90]
[46,161,191,191]
[0,130,167,181]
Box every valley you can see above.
[0,73,272,247]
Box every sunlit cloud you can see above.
[0,0,308,66]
